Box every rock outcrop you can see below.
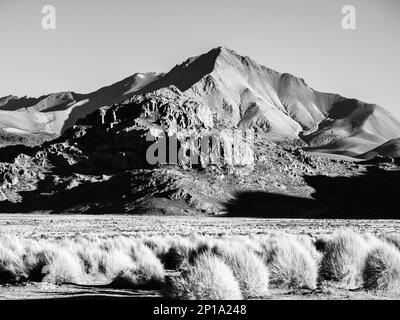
[2,47,400,158]
[0,47,399,216]
[0,86,256,213]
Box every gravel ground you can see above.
[1,214,400,239]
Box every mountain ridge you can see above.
[0,48,399,215]
[1,46,399,157]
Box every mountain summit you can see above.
[1,46,400,157]
[150,47,400,157]
[1,47,400,215]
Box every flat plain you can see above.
[2,214,400,239]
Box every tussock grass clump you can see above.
[143,236,205,271]
[72,239,135,282]
[319,229,369,286]
[145,235,217,271]
[2,231,400,297]
[261,234,318,290]
[362,243,400,292]
[212,242,269,298]
[314,234,332,253]
[41,250,85,284]
[0,244,25,283]
[295,235,322,264]
[113,242,166,289]
[0,234,26,253]
[23,244,84,284]
[233,236,265,255]
[78,239,166,287]
[142,236,170,258]
[156,237,197,270]
[382,234,400,251]
[164,252,242,300]
[0,235,167,287]
[110,263,164,289]
[0,235,27,283]
[96,249,134,279]
[76,246,108,276]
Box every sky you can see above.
[0,0,399,118]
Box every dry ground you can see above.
[2,215,400,239]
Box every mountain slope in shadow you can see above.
[225,166,400,219]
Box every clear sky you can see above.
[0,0,399,118]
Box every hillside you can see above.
[358,138,400,159]
[1,47,399,157]
[0,82,398,217]
[0,73,161,139]
[0,46,399,216]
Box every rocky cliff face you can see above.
[163,47,400,157]
[2,47,400,158]
[0,85,257,213]
[0,47,399,216]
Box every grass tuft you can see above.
[164,252,242,300]
[261,234,318,290]
[212,242,269,298]
[319,229,370,286]
[362,243,400,292]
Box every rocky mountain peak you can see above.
[0,47,400,215]
[1,46,400,158]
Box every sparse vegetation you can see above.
[212,241,269,298]
[0,242,25,284]
[362,243,400,292]
[1,229,400,299]
[29,245,85,284]
[163,252,242,300]
[319,229,370,286]
[0,236,166,288]
[260,234,318,290]
[381,233,400,251]
[144,236,198,270]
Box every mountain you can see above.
[358,138,400,160]
[0,95,42,111]
[0,84,398,217]
[0,73,161,138]
[0,47,399,216]
[1,46,400,157]
[149,47,400,157]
